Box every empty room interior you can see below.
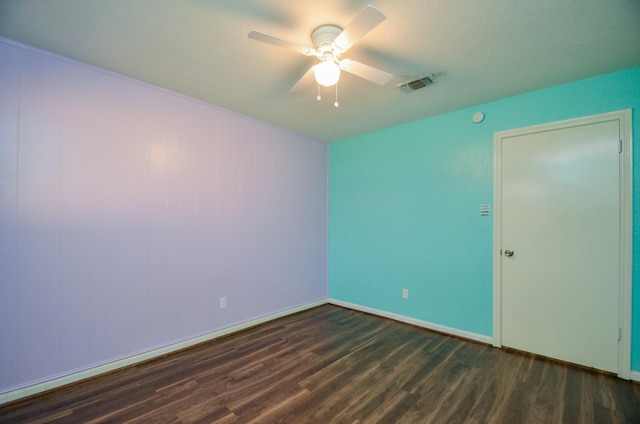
[1,1,640,422]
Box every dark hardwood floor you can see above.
[1,304,639,423]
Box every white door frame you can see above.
[492,109,632,379]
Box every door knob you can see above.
[504,249,514,257]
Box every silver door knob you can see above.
[504,249,514,257]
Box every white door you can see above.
[495,113,629,374]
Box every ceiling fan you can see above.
[248,4,392,106]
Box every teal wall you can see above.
[329,67,640,371]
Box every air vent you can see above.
[398,75,434,93]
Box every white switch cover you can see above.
[220,297,227,309]
[402,288,409,299]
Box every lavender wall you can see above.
[0,40,328,393]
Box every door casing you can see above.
[492,109,632,379]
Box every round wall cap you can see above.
[472,112,485,123]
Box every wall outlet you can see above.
[219,296,227,309]
[402,288,409,299]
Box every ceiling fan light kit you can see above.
[314,57,341,87]
[248,4,393,107]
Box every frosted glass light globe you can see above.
[314,60,340,87]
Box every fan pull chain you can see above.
[315,82,339,106]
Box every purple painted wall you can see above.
[0,40,328,393]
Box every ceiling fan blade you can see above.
[248,30,315,56]
[340,59,392,85]
[334,5,386,52]
[290,67,316,93]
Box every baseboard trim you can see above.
[328,298,493,345]
[631,371,640,383]
[0,299,327,406]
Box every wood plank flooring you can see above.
[1,305,639,423]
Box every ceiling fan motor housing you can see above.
[312,25,343,56]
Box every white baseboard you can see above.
[328,298,494,345]
[631,371,640,383]
[0,299,327,406]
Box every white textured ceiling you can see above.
[1,0,639,142]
